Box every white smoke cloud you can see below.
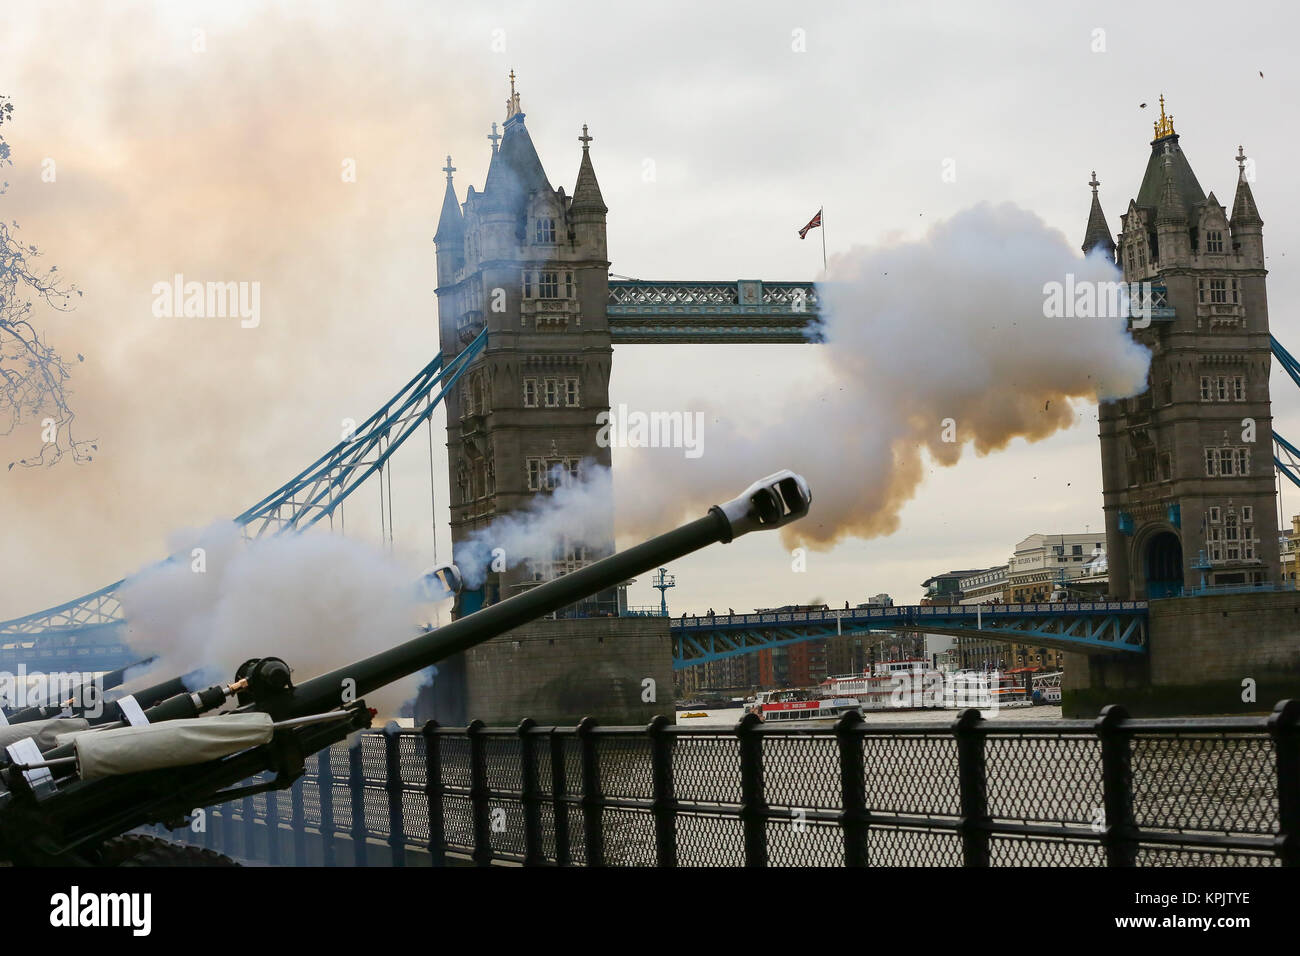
[613,202,1152,546]
[116,523,449,716]
[454,465,615,589]
[106,202,1149,721]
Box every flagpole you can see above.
[820,204,827,271]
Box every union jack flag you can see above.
[798,209,822,239]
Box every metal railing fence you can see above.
[161,700,1300,867]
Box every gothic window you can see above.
[1127,246,1136,273]
[527,459,545,491]
[1140,450,1157,484]
[565,272,574,299]
[538,272,559,298]
[462,382,474,417]
[1231,278,1240,304]
[1225,514,1241,560]
[1206,230,1224,253]
[1210,279,1227,304]
[525,456,581,492]
[1233,375,1245,401]
[1204,448,1253,477]
[565,376,580,407]
[1200,376,1212,401]
[1209,506,1221,523]
[1242,506,1253,522]
[523,378,538,407]
[544,379,559,407]
[523,272,532,298]
[1215,376,1228,401]
[535,218,556,244]
[1159,452,1171,481]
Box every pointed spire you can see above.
[505,69,522,122]
[572,124,606,218]
[1231,145,1262,226]
[1082,170,1115,260]
[487,121,501,154]
[434,154,464,243]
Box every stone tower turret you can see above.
[1097,97,1279,599]
[434,77,615,612]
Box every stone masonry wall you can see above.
[1063,591,1300,715]
[462,616,675,726]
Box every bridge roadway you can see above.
[2,600,1150,675]
[667,601,1149,669]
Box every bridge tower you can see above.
[434,76,615,610]
[1092,96,1279,600]
[423,78,674,728]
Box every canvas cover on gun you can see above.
[66,713,274,780]
[0,718,90,751]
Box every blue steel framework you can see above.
[669,602,1149,669]
[0,329,489,669]
[1272,335,1300,490]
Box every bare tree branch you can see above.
[0,95,96,469]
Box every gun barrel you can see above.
[89,674,194,725]
[270,470,811,720]
[3,657,157,723]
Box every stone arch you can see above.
[1133,523,1183,599]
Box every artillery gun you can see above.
[0,471,811,866]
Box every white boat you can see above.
[747,690,862,724]
[819,659,938,711]
[820,660,1036,711]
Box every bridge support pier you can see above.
[1063,591,1300,716]
[416,616,675,727]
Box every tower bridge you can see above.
[2,88,1299,719]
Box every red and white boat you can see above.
[746,690,862,724]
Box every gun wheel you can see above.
[96,834,240,867]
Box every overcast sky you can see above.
[3,0,1299,621]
